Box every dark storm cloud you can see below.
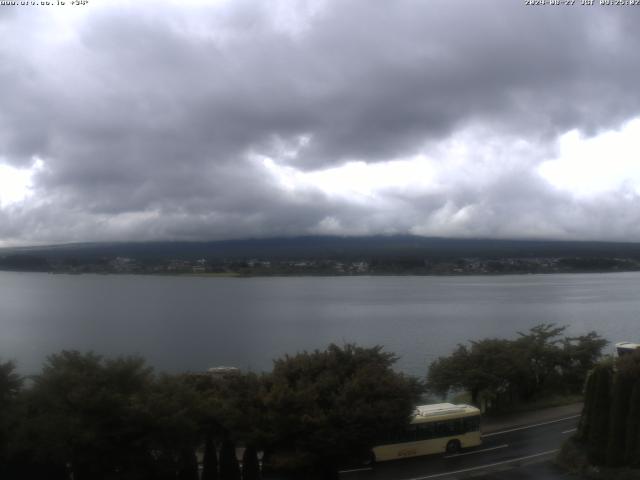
[1,0,640,245]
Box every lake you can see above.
[1,271,638,376]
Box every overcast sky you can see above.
[1,0,640,246]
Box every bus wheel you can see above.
[446,440,461,454]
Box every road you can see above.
[339,415,580,480]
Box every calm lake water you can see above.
[1,271,639,376]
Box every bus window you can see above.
[435,421,452,436]
[417,422,435,440]
[462,416,480,432]
[451,419,464,435]
[403,424,418,442]
[386,427,406,443]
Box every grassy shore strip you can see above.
[482,394,585,417]
[181,271,242,277]
[15,268,640,276]
[452,392,583,416]
[481,402,583,434]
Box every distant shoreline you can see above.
[4,236,640,277]
[2,268,640,278]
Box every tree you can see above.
[624,380,640,466]
[426,345,472,399]
[577,351,640,468]
[586,364,613,465]
[219,437,241,480]
[20,351,157,480]
[0,361,23,477]
[10,350,211,479]
[186,368,268,451]
[143,373,207,479]
[178,447,199,480]
[427,339,525,409]
[561,332,608,391]
[577,369,597,441]
[241,445,260,480]
[605,370,635,466]
[427,324,606,412]
[0,360,22,406]
[617,352,640,467]
[263,344,421,477]
[212,372,268,447]
[515,324,567,399]
[202,434,219,480]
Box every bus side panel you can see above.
[461,431,482,449]
[372,432,481,462]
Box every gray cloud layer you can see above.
[1,0,640,245]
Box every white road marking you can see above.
[443,443,509,459]
[403,449,559,480]
[339,467,373,474]
[482,415,581,437]
[561,428,577,434]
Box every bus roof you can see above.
[411,403,480,424]
[616,342,640,357]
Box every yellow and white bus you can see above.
[371,403,482,462]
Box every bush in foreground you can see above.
[1,344,421,479]
[560,351,640,476]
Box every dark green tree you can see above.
[186,369,269,480]
[428,324,606,412]
[577,368,597,441]
[241,445,260,480]
[202,434,219,480]
[586,364,613,465]
[12,351,213,479]
[617,352,640,467]
[0,360,23,477]
[263,344,421,476]
[178,447,199,480]
[426,345,472,399]
[428,339,525,408]
[515,324,566,399]
[220,438,241,480]
[561,332,608,391]
[215,372,268,447]
[186,368,268,449]
[577,352,640,468]
[624,380,640,466]
[21,351,155,480]
[605,371,635,466]
[143,373,206,479]
[0,360,22,405]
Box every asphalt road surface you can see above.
[339,415,580,480]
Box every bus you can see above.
[370,403,482,462]
[616,342,640,357]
